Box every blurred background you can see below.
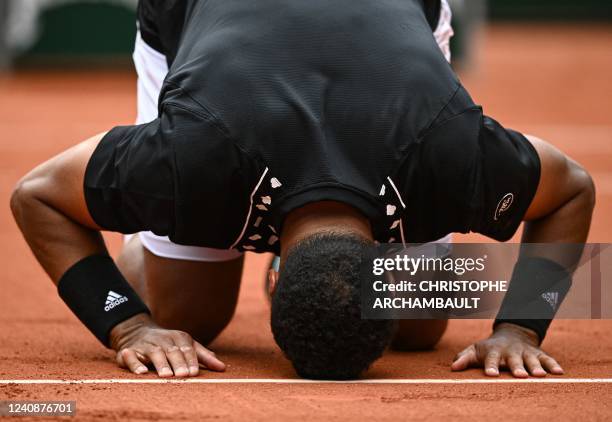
[0,0,611,69]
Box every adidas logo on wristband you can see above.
[541,291,559,311]
[104,290,128,312]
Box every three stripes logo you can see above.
[541,291,559,311]
[104,290,128,312]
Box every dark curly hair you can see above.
[271,232,395,379]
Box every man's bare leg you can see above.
[116,236,148,299]
[116,236,244,345]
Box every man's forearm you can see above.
[10,136,108,283]
[494,135,596,340]
[11,185,107,283]
[521,135,595,270]
[521,171,595,271]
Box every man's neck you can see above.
[279,201,373,262]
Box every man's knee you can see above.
[116,235,147,299]
[144,252,244,345]
[391,319,448,351]
[117,238,243,345]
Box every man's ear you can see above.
[268,269,279,297]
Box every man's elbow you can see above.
[10,173,45,227]
[574,165,596,213]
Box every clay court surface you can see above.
[1,23,611,420]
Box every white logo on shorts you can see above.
[104,290,128,312]
[494,193,514,221]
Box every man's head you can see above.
[270,232,395,379]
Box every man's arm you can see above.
[523,134,595,246]
[451,135,595,377]
[10,133,225,377]
[11,134,106,280]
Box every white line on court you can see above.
[1,378,612,385]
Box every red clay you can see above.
[1,23,612,421]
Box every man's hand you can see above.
[110,313,226,377]
[450,323,564,378]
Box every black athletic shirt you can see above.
[85,0,540,254]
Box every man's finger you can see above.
[165,345,190,377]
[172,333,200,376]
[539,354,564,375]
[450,347,477,371]
[118,349,148,375]
[524,353,547,377]
[177,344,200,376]
[194,342,226,372]
[146,346,174,377]
[506,353,528,378]
[483,350,501,377]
